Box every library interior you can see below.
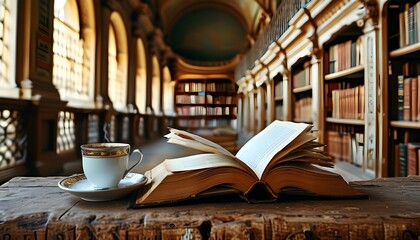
[1,0,420,238]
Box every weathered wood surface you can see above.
[1,176,420,239]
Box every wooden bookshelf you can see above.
[321,22,370,175]
[174,77,237,130]
[386,0,420,177]
[273,73,284,120]
[291,57,312,123]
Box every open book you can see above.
[133,120,364,207]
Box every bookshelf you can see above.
[322,22,370,175]
[291,57,312,123]
[387,0,420,177]
[273,73,284,120]
[174,77,237,130]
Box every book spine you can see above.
[411,76,418,121]
[398,75,405,120]
[399,143,408,177]
[403,77,412,121]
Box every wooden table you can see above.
[1,176,420,239]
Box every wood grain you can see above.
[1,176,420,239]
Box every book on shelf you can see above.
[399,143,408,177]
[132,120,365,208]
[398,75,405,120]
[407,142,420,176]
[394,143,400,177]
[412,76,418,121]
[403,77,412,121]
[398,74,420,122]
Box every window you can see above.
[53,0,89,102]
[135,38,147,114]
[108,12,128,111]
[162,66,175,115]
[151,55,161,114]
[0,0,18,98]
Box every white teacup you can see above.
[80,143,143,189]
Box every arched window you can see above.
[135,38,147,114]
[162,66,175,115]
[151,55,161,115]
[0,0,18,97]
[53,0,94,103]
[108,12,128,111]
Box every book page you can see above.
[166,132,223,154]
[235,120,311,179]
[163,153,250,173]
[166,128,235,158]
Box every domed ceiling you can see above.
[144,0,273,64]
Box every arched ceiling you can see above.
[144,0,273,64]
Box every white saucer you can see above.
[58,173,147,201]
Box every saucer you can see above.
[58,173,147,201]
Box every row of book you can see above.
[275,103,284,120]
[328,35,363,74]
[330,85,365,120]
[206,82,236,92]
[326,131,365,169]
[177,106,236,116]
[395,142,420,177]
[399,2,420,48]
[177,119,233,129]
[293,97,312,122]
[176,82,236,93]
[292,61,311,89]
[274,80,284,99]
[398,75,420,121]
[176,95,236,105]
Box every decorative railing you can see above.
[235,0,312,80]
[0,97,174,184]
[0,98,31,182]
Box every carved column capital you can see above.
[302,8,320,60]
[359,0,379,27]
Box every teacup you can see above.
[80,143,143,189]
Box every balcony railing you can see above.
[235,0,311,80]
[0,97,175,184]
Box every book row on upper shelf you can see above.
[394,1,420,50]
[176,95,236,105]
[328,35,363,75]
[176,118,234,129]
[176,81,236,93]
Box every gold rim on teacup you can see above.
[81,143,129,158]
